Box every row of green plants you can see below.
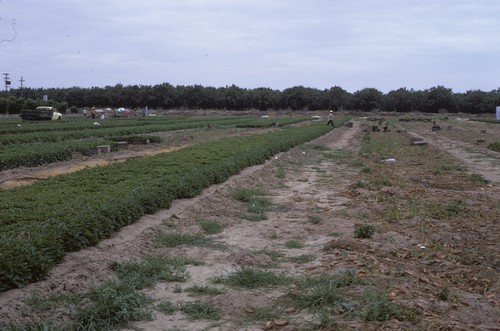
[0,115,232,135]
[0,122,333,291]
[0,116,309,171]
[0,139,117,171]
[0,135,163,171]
[0,116,306,145]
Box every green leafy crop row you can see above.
[0,116,306,146]
[0,123,330,291]
[0,139,116,171]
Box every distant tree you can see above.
[150,83,176,109]
[422,86,457,113]
[223,84,247,110]
[383,87,423,112]
[353,88,383,111]
[279,86,322,110]
[248,87,279,111]
[457,90,497,114]
[324,86,352,111]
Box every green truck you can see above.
[20,106,62,121]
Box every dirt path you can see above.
[402,120,500,184]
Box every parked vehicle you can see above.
[20,106,62,121]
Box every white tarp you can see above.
[496,106,500,120]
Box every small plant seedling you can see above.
[354,224,375,239]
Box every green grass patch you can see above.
[198,219,224,235]
[487,141,500,152]
[363,288,421,322]
[74,278,153,330]
[309,215,321,224]
[233,187,273,221]
[275,164,286,179]
[468,173,488,183]
[218,267,290,288]
[243,306,282,322]
[302,143,331,151]
[286,270,360,310]
[288,254,315,264]
[285,240,304,249]
[180,301,221,320]
[111,255,200,289]
[232,187,266,202]
[428,199,468,220]
[354,224,375,239]
[157,301,177,315]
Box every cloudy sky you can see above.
[1,0,499,93]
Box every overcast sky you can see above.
[1,0,499,93]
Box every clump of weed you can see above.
[309,215,321,224]
[275,164,286,178]
[429,199,468,220]
[354,224,375,239]
[244,306,282,322]
[288,254,315,264]
[157,232,205,247]
[185,284,225,296]
[181,301,221,320]
[157,301,176,315]
[361,166,372,174]
[363,288,421,322]
[285,240,304,249]
[437,286,455,301]
[198,218,224,235]
[219,267,289,288]
[350,159,365,167]
[487,141,500,152]
[233,187,272,221]
[286,270,360,311]
[232,187,265,202]
[468,173,488,183]
[112,255,195,289]
[302,144,331,151]
[75,278,153,330]
[350,180,370,189]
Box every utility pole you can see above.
[2,73,11,91]
[19,76,25,99]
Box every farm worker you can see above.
[91,107,97,119]
[326,110,334,127]
[83,108,87,117]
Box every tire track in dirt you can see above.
[406,125,500,185]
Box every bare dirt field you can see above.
[0,117,498,330]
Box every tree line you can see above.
[1,83,499,114]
